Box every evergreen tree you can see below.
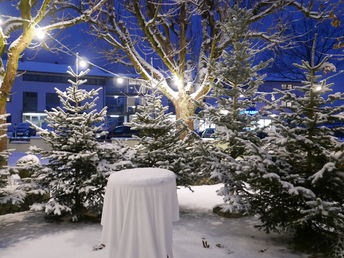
[30,67,133,221]
[249,36,344,256]
[0,115,25,205]
[127,90,201,186]
[199,6,270,214]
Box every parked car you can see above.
[95,129,111,142]
[201,127,268,139]
[108,125,138,138]
[13,122,36,137]
[201,128,215,138]
[7,125,15,137]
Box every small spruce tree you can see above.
[127,90,201,186]
[0,114,25,206]
[30,67,133,221]
[199,6,271,214]
[249,36,344,256]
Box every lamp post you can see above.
[76,52,79,74]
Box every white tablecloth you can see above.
[101,168,179,258]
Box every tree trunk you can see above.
[0,94,7,159]
[174,96,197,131]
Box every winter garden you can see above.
[0,1,344,258]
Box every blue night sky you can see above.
[0,1,343,93]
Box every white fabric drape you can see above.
[101,168,179,258]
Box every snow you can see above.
[8,152,48,166]
[0,184,305,258]
[16,154,41,166]
[178,184,223,212]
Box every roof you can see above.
[16,60,114,77]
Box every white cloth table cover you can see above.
[101,168,179,258]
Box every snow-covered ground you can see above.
[0,184,305,258]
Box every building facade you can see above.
[7,61,145,130]
[7,61,302,133]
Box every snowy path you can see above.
[0,185,306,258]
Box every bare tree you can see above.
[265,16,344,80]
[0,0,106,153]
[90,0,338,130]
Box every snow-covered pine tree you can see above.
[249,35,344,256]
[198,6,271,214]
[127,90,201,186]
[0,114,25,206]
[30,67,133,221]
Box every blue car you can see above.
[13,122,36,137]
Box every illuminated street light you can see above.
[79,58,88,69]
[117,77,124,84]
[34,27,46,40]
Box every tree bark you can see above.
[173,96,197,131]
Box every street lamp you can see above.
[79,58,88,69]
[117,77,124,84]
[75,53,88,73]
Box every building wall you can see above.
[7,73,105,127]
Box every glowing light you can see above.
[0,18,3,25]
[34,27,46,40]
[314,85,322,92]
[117,77,124,84]
[173,76,183,87]
[220,110,229,115]
[241,110,258,115]
[79,58,88,69]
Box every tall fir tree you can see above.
[30,67,133,221]
[249,35,344,256]
[127,90,202,186]
[199,6,271,214]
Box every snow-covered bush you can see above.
[127,90,203,187]
[16,154,41,178]
[0,114,25,207]
[29,67,133,221]
[249,38,344,256]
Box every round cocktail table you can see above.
[100,168,179,258]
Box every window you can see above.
[281,101,293,107]
[22,113,47,127]
[106,96,126,114]
[46,93,60,111]
[128,84,140,94]
[281,84,293,90]
[23,74,106,85]
[23,92,38,112]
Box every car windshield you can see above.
[114,127,127,133]
[202,128,215,138]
